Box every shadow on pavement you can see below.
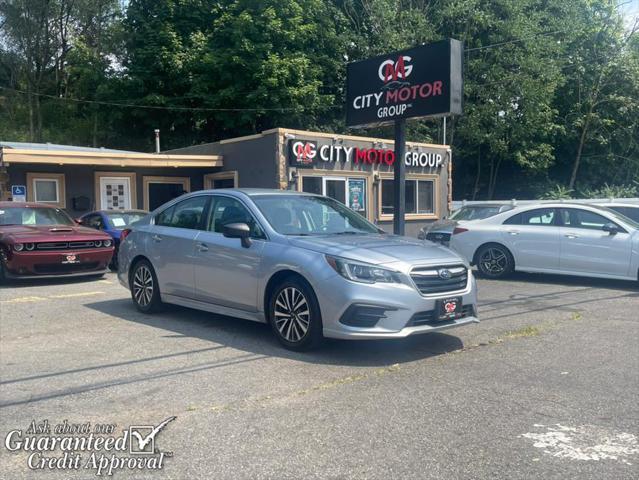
[82,298,464,368]
[0,299,464,408]
[479,270,638,292]
[0,274,107,289]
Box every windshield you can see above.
[105,211,147,228]
[450,205,511,220]
[253,195,381,235]
[594,206,639,230]
[0,207,74,226]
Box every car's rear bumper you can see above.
[4,248,113,278]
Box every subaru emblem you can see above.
[438,268,451,279]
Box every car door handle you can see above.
[507,230,520,236]
[152,234,162,242]
[564,233,579,239]
[196,242,209,252]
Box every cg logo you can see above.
[292,141,317,162]
[378,55,413,83]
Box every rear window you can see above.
[450,206,511,221]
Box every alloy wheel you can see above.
[480,247,508,274]
[133,265,154,307]
[273,287,310,343]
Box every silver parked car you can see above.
[449,203,639,281]
[118,189,478,350]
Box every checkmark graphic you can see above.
[129,416,176,454]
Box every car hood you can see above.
[288,233,464,266]
[0,224,111,242]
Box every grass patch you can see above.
[501,325,541,339]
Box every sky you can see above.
[620,0,639,29]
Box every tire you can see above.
[475,243,514,279]
[268,277,323,351]
[130,259,163,313]
[0,261,6,285]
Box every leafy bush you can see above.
[538,184,574,200]
[579,183,638,199]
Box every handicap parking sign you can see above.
[11,185,26,202]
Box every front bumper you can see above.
[315,270,479,340]
[3,248,113,278]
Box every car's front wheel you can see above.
[268,278,323,351]
[130,259,163,313]
[476,243,514,279]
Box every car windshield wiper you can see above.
[332,231,366,235]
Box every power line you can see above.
[464,29,566,53]
[0,86,331,112]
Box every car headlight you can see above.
[13,243,24,252]
[25,243,35,251]
[94,240,102,247]
[326,255,402,284]
[103,239,112,247]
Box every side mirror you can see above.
[223,222,252,248]
[602,223,619,235]
[75,218,83,225]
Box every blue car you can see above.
[78,210,148,269]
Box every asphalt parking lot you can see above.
[1,272,638,479]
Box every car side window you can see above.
[155,196,208,229]
[155,205,175,227]
[503,213,522,225]
[561,209,617,231]
[521,208,556,226]
[87,215,104,230]
[207,196,265,239]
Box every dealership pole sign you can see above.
[345,39,463,235]
[346,39,463,127]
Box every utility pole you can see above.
[393,119,406,235]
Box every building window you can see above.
[381,178,435,216]
[300,175,368,217]
[27,173,66,207]
[204,171,238,189]
[301,176,321,195]
[143,176,190,211]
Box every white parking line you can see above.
[0,291,105,303]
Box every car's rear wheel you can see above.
[130,259,162,313]
[476,244,514,279]
[268,278,323,351]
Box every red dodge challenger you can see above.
[0,202,114,280]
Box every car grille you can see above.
[410,264,468,295]
[409,305,475,327]
[36,241,99,250]
[33,262,100,274]
[425,232,451,244]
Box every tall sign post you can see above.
[346,39,463,235]
[393,120,406,235]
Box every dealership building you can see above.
[1,128,451,236]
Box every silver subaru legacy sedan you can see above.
[117,189,478,350]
